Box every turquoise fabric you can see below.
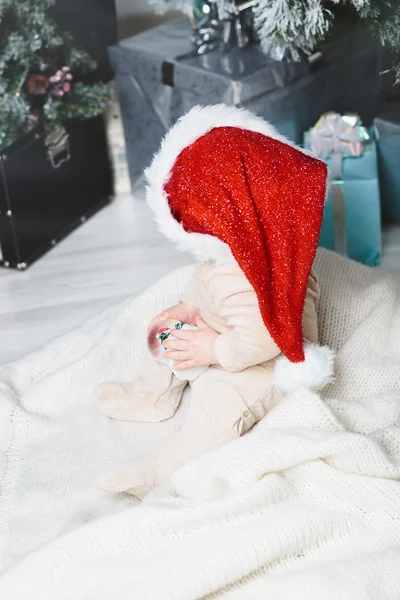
[374,109,400,224]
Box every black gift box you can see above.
[0,116,113,270]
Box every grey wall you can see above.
[116,0,180,40]
[53,0,117,81]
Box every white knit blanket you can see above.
[1,249,400,599]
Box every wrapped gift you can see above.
[109,18,384,186]
[0,117,113,270]
[374,105,400,224]
[304,113,381,267]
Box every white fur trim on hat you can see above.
[144,104,294,262]
[274,343,335,393]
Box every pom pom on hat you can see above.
[274,343,335,393]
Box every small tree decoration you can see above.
[0,0,113,150]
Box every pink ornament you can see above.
[49,65,73,98]
[147,318,180,361]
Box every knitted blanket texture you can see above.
[0,249,400,599]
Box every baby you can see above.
[94,104,334,498]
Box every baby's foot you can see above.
[96,456,155,500]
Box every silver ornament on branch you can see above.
[190,0,258,55]
[190,0,214,23]
[189,1,223,55]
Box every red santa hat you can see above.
[145,104,334,393]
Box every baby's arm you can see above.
[211,271,281,372]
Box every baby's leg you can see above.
[98,365,282,497]
[94,351,187,422]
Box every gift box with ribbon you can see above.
[304,112,382,266]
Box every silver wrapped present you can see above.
[109,18,384,186]
[305,113,380,265]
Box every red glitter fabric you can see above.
[164,127,327,363]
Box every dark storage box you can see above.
[110,18,384,186]
[0,116,113,270]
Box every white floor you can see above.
[0,187,399,365]
[0,190,192,365]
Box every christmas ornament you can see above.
[190,0,214,25]
[145,104,333,391]
[190,0,257,54]
[49,66,73,98]
[26,74,50,96]
[147,319,208,381]
[190,1,223,55]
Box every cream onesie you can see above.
[96,262,320,497]
[94,104,334,498]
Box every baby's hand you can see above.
[163,317,220,370]
[147,302,199,333]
